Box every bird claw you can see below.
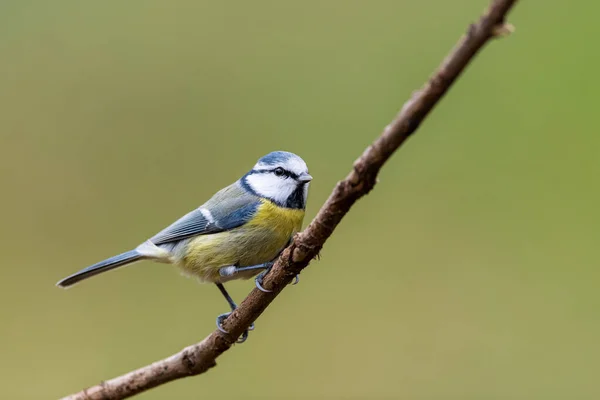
[216,312,254,343]
[255,270,300,292]
[237,330,249,344]
[255,270,272,293]
[216,312,231,334]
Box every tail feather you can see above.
[56,250,143,288]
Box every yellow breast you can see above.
[180,199,305,282]
[248,199,305,235]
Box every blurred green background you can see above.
[1,0,599,399]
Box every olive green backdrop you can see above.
[1,1,598,399]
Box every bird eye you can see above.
[274,167,285,177]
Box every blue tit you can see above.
[57,151,312,343]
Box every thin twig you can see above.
[61,1,518,398]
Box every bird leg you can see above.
[215,283,253,343]
[219,261,277,293]
[218,262,273,278]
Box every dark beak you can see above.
[298,173,313,183]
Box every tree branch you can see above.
[61,1,518,399]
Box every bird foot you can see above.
[255,270,300,292]
[216,312,254,344]
[255,270,272,293]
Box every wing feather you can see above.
[150,182,261,245]
[150,208,215,245]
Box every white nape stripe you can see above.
[200,207,215,224]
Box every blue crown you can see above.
[256,151,295,166]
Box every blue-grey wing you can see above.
[150,182,261,246]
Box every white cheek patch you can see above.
[246,173,296,205]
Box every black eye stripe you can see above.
[251,167,301,180]
[254,168,299,179]
[276,168,298,179]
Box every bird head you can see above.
[243,151,312,209]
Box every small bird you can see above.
[57,151,312,343]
